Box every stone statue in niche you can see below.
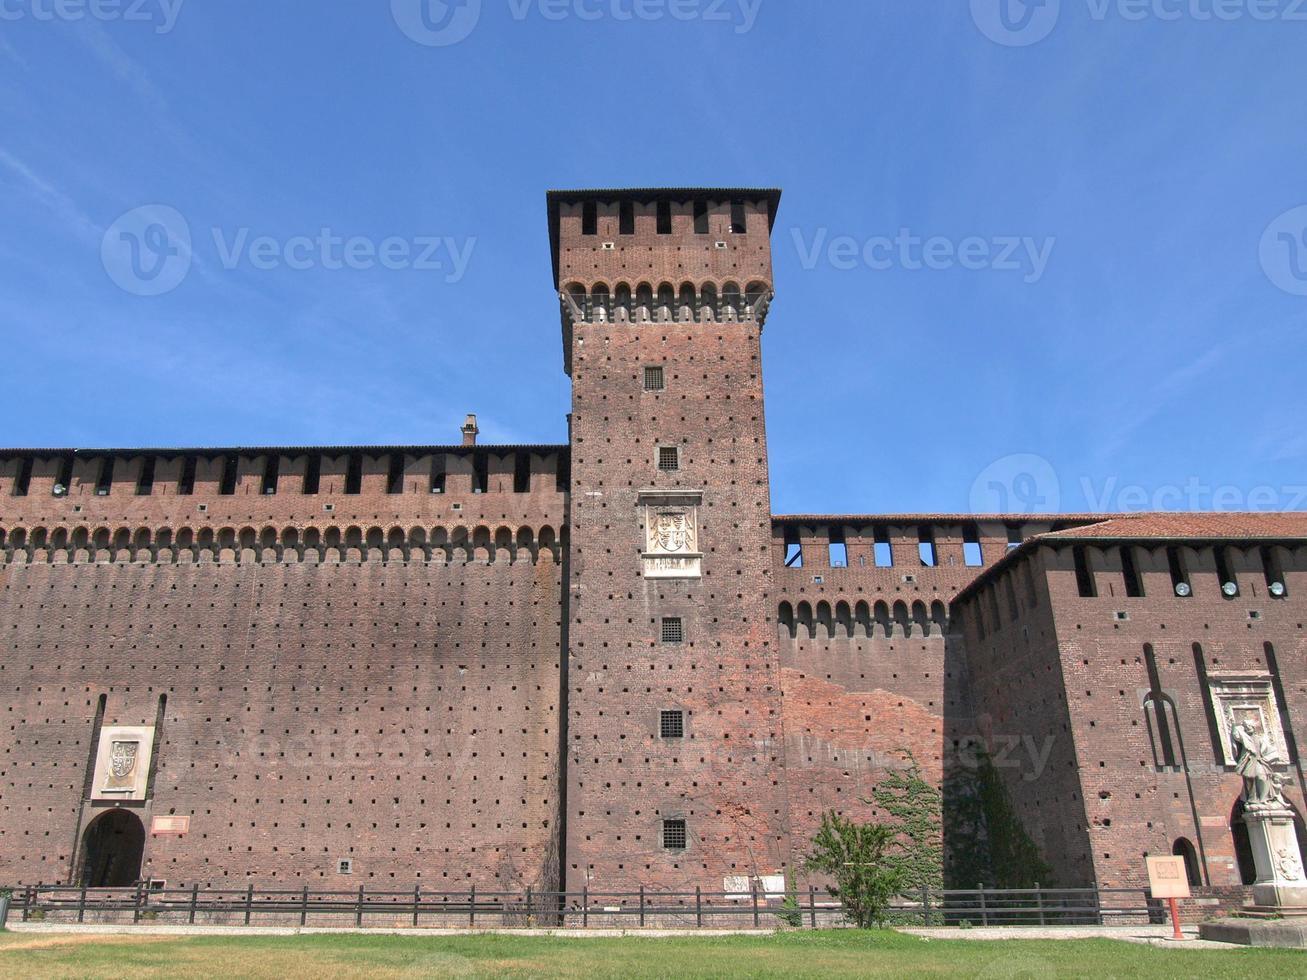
[1230,713,1287,810]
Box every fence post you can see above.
[751,880,759,929]
[189,883,199,924]
[809,884,817,929]
[977,882,988,927]
[413,885,420,928]
[355,885,365,928]
[582,886,588,929]
[300,884,308,927]
[639,885,645,928]
[1035,882,1045,926]
[22,884,33,922]
[469,885,475,928]
[1092,879,1103,926]
[133,881,144,924]
[920,883,930,927]
[244,883,253,926]
[526,885,533,926]
[695,885,702,928]
[78,884,87,924]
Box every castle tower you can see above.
[549,188,789,892]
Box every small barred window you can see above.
[661,617,684,644]
[660,710,684,739]
[663,819,687,850]
[658,446,679,471]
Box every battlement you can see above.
[547,188,781,374]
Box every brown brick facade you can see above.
[1,189,1303,899]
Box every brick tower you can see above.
[550,188,790,893]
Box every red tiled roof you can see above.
[1039,512,1307,541]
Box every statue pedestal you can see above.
[1245,806,1307,911]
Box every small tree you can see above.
[805,810,905,928]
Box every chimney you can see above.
[461,414,479,446]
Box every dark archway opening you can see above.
[1172,837,1202,887]
[1231,800,1257,886]
[79,809,145,887]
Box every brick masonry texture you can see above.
[1,189,1304,903]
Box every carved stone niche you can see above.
[90,726,156,802]
[638,490,703,580]
[1208,674,1288,766]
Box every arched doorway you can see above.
[79,809,145,887]
[1172,837,1202,887]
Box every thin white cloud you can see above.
[0,147,102,244]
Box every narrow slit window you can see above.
[218,455,238,495]
[1121,546,1144,597]
[1073,547,1097,597]
[386,453,405,495]
[660,710,684,739]
[472,452,488,493]
[963,524,983,567]
[783,526,803,568]
[643,365,665,391]
[656,201,672,235]
[661,617,684,644]
[96,458,115,496]
[693,200,709,234]
[344,453,362,495]
[658,446,680,472]
[917,525,938,567]
[12,457,32,497]
[513,452,531,494]
[262,456,279,496]
[581,201,597,236]
[178,456,197,496]
[430,457,446,494]
[1167,547,1190,596]
[828,528,847,568]
[1261,547,1287,596]
[136,457,156,496]
[1214,546,1238,596]
[619,201,635,235]
[730,199,746,234]
[873,526,892,567]
[302,455,321,495]
[55,455,74,494]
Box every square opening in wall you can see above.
[658,446,680,472]
[662,819,687,850]
[661,617,684,644]
[660,709,684,739]
[337,859,353,875]
[644,366,665,391]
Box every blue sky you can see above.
[1,1,1304,516]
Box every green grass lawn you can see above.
[0,929,1303,979]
